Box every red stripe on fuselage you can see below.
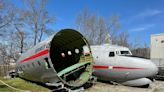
[113,66,143,70]
[93,65,144,70]
[93,65,109,69]
[20,49,49,63]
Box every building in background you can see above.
[151,33,164,78]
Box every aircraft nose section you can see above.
[144,60,158,77]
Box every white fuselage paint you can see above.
[91,44,158,86]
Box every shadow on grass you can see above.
[0,85,8,88]
[17,77,57,90]
[18,77,93,91]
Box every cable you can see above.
[0,79,29,92]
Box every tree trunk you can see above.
[34,23,38,46]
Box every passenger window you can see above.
[109,52,115,57]
[32,62,35,67]
[44,58,51,68]
[19,66,22,71]
[161,40,164,43]
[38,61,41,66]
[27,64,30,68]
[23,65,25,68]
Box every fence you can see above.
[0,65,16,77]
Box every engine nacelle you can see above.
[122,78,152,87]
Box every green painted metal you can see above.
[57,61,91,77]
[78,71,90,83]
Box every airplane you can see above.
[91,44,158,87]
[15,29,96,91]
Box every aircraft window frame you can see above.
[27,64,30,68]
[23,65,25,69]
[161,40,164,43]
[120,51,130,55]
[38,61,41,66]
[19,66,22,71]
[32,62,35,67]
[44,58,51,68]
[109,52,115,57]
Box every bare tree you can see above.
[76,9,113,45]
[0,0,27,55]
[128,36,150,58]
[144,42,150,58]
[116,31,129,47]
[130,42,150,58]
[19,0,55,45]
[14,24,29,53]
[0,0,15,36]
[107,15,121,44]
[0,0,54,65]
[97,16,109,44]
[0,43,7,63]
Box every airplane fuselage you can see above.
[91,44,158,86]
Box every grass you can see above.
[0,77,51,92]
[0,85,13,92]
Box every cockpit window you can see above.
[109,52,115,57]
[120,51,130,55]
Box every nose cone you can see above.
[135,58,158,77]
[119,56,158,79]
[145,60,158,77]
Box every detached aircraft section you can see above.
[16,29,95,91]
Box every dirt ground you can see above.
[85,80,164,92]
